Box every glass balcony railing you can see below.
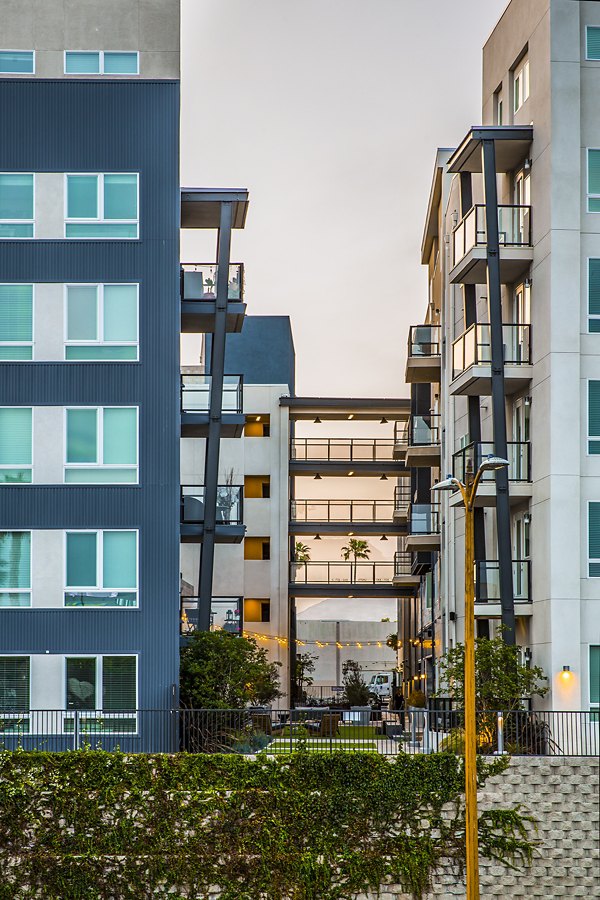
[181,374,243,414]
[180,263,244,301]
[180,485,244,525]
[394,551,413,577]
[290,561,394,585]
[453,441,531,483]
[291,438,395,463]
[408,325,441,358]
[180,596,242,635]
[475,560,531,604]
[408,414,441,447]
[452,204,532,267]
[408,503,440,535]
[452,323,531,377]
[290,499,395,523]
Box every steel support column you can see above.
[481,140,516,644]
[197,202,233,631]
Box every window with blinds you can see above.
[102,656,136,711]
[0,285,33,359]
[65,174,138,239]
[65,656,136,714]
[65,52,138,75]
[0,656,30,711]
[0,531,31,607]
[586,27,600,61]
[0,408,32,482]
[0,174,34,238]
[588,150,600,213]
[66,657,97,710]
[65,284,138,360]
[65,530,137,608]
[589,260,600,333]
[589,382,600,455]
[65,406,138,483]
[589,503,600,578]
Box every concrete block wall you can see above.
[378,757,599,899]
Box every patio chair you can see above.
[307,713,341,737]
[250,713,283,736]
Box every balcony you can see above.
[405,325,441,384]
[405,414,441,468]
[394,483,411,522]
[450,441,532,507]
[449,205,533,285]
[180,374,244,438]
[405,503,441,553]
[289,560,400,598]
[393,551,421,591]
[290,438,405,476]
[289,498,404,536]
[474,560,532,618]
[180,484,245,543]
[451,324,532,396]
[180,596,242,636]
[393,420,408,460]
[180,263,246,333]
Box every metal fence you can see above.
[0,708,596,756]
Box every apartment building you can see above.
[405,0,600,712]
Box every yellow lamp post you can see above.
[432,454,509,900]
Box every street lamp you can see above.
[432,453,509,900]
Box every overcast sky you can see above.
[180,0,507,397]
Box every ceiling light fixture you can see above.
[314,417,321,424]
[314,473,322,480]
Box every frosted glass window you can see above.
[0,284,32,359]
[103,408,137,465]
[0,51,34,73]
[104,175,137,220]
[65,174,138,238]
[0,532,31,607]
[66,533,97,587]
[0,408,32,483]
[67,176,98,219]
[65,407,138,483]
[65,530,137,607]
[65,52,100,74]
[67,286,97,340]
[66,409,97,463]
[104,53,138,74]
[66,284,138,360]
[65,51,138,75]
[103,531,136,588]
[0,174,34,238]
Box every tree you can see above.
[341,538,371,581]
[295,651,317,703]
[342,659,370,706]
[180,630,282,709]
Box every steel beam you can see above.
[481,140,516,644]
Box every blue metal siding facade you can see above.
[207,315,296,393]
[0,80,180,709]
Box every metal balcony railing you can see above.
[408,503,440,535]
[393,420,408,447]
[291,438,396,463]
[394,551,413,576]
[475,560,531,604]
[407,325,441,358]
[290,499,395,523]
[290,561,394,585]
[452,204,532,267]
[180,596,242,636]
[452,323,531,377]
[453,441,531,483]
[180,485,244,525]
[394,483,411,511]
[181,374,243,414]
[408,414,441,447]
[180,263,244,301]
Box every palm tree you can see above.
[341,539,371,582]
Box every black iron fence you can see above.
[0,708,596,757]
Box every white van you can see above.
[368,672,394,701]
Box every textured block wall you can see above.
[376,757,600,899]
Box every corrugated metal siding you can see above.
[0,80,180,709]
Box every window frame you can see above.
[0,172,35,239]
[0,531,32,607]
[63,529,139,608]
[588,258,600,333]
[64,173,139,240]
[0,283,34,360]
[587,149,600,213]
[585,26,600,61]
[64,51,139,76]
[589,501,600,578]
[63,405,139,483]
[62,654,138,726]
[587,380,600,456]
[0,406,33,484]
[0,50,35,74]
[513,59,530,113]
[63,283,139,361]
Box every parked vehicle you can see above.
[367,672,394,702]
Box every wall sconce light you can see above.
[561,665,572,681]
[524,513,531,525]
[452,210,459,227]
[524,277,532,288]
[524,396,532,406]
[524,158,532,171]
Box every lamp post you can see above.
[432,454,509,900]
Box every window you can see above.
[65,174,138,239]
[0,532,31,607]
[0,51,34,74]
[244,537,271,561]
[0,173,34,238]
[65,407,138,483]
[65,51,138,75]
[0,657,29,712]
[589,260,600,332]
[588,382,600,454]
[590,503,600,577]
[513,59,529,112]
[65,284,138,360]
[65,655,137,715]
[590,646,600,717]
[587,150,600,212]
[245,414,270,437]
[244,476,270,499]
[0,284,33,359]
[0,407,32,483]
[244,598,270,623]
[65,530,137,607]
[586,26,600,61]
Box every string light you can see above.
[239,630,399,651]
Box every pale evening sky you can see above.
[180,0,507,397]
